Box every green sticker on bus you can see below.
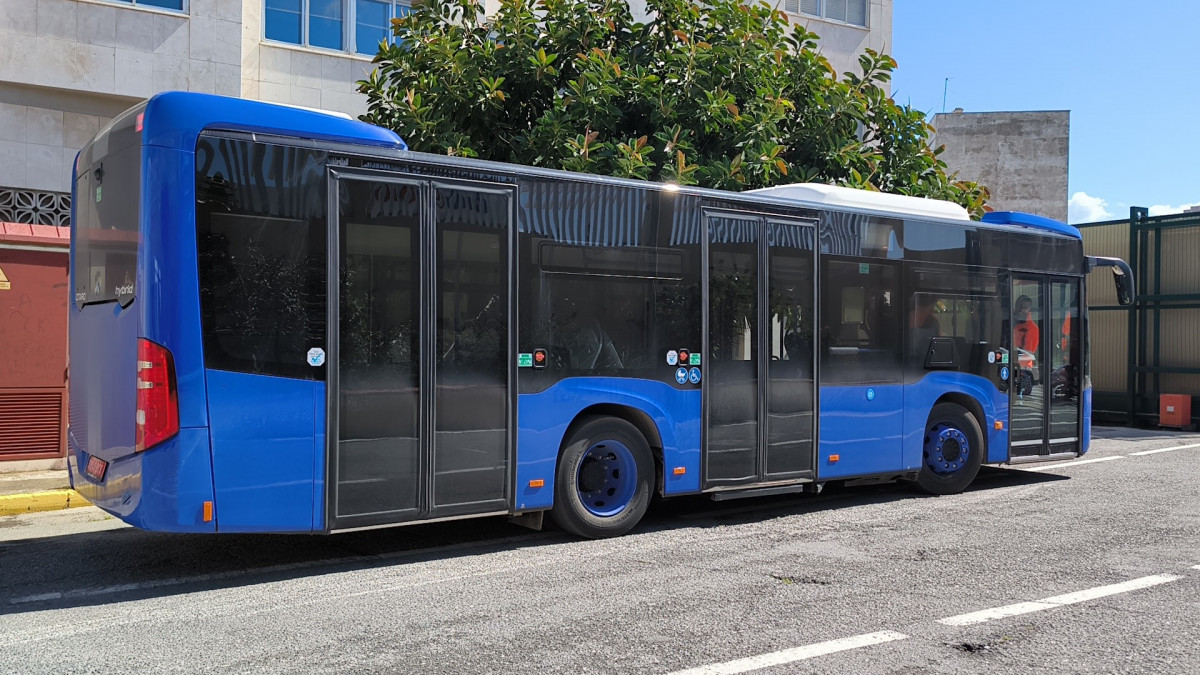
[859,262,869,274]
[690,353,701,365]
[96,186,102,203]
[518,353,533,368]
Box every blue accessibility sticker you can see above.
[866,387,875,401]
[689,367,702,384]
[675,367,689,384]
[1000,366,1010,381]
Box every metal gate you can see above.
[1079,207,1200,426]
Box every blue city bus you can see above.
[67,92,1134,537]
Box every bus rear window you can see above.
[73,143,140,308]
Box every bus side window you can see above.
[821,260,902,384]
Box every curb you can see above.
[0,490,92,517]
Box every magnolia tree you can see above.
[358,0,989,217]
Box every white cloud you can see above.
[1068,191,1113,224]
[1147,202,1200,216]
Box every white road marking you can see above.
[1192,565,1200,570]
[1022,455,1124,471]
[666,631,909,675]
[1038,575,1181,605]
[1129,443,1200,456]
[939,574,1181,627]
[938,601,1057,626]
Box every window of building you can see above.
[265,0,411,55]
[109,0,186,11]
[787,0,868,27]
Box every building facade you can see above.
[931,109,1070,223]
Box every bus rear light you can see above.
[135,338,179,452]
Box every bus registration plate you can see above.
[86,455,108,481]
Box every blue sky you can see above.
[890,1,1199,223]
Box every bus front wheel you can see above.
[551,416,654,539]
[915,403,984,495]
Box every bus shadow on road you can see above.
[643,465,1069,530]
[0,466,1067,617]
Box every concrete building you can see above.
[930,109,1070,223]
[0,0,892,225]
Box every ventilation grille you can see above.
[0,391,65,458]
[0,187,72,226]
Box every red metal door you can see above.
[0,230,69,461]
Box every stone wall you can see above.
[931,110,1070,223]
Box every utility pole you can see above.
[942,77,952,114]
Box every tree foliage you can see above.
[358,0,989,217]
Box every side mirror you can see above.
[1086,256,1135,306]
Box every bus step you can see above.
[709,482,816,502]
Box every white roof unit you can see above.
[749,183,972,221]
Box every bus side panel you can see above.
[69,428,216,532]
[515,377,701,511]
[817,384,904,479]
[207,370,319,532]
[902,372,1008,466]
[1081,386,1092,455]
[142,145,209,429]
[313,382,326,529]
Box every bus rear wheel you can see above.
[551,416,654,539]
[915,403,984,495]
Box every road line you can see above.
[938,601,1056,626]
[939,574,1181,627]
[665,631,908,675]
[1023,456,1124,472]
[1129,443,1200,456]
[1038,574,1181,606]
[1191,565,1200,570]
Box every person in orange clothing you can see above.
[1013,295,1039,354]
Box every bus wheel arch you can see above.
[550,411,657,538]
[914,399,985,496]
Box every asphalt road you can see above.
[1,426,1198,674]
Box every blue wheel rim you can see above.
[924,423,969,475]
[576,440,637,517]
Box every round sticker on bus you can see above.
[1000,366,1010,381]
[689,367,702,384]
[675,367,688,384]
[307,347,326,367]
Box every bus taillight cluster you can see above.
[135,338,179,452]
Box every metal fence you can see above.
[1079,208,1200,426]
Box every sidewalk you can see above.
[0,469,89,517]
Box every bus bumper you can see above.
[68,427,216,532]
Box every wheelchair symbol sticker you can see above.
[689,367,702,384]
[675,367,688,384]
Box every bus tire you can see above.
[915,403,984,495]
[550,416,654,539]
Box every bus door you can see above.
[703,212,817,488]
[1009,275,1082,457]
[328,171,513,530]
